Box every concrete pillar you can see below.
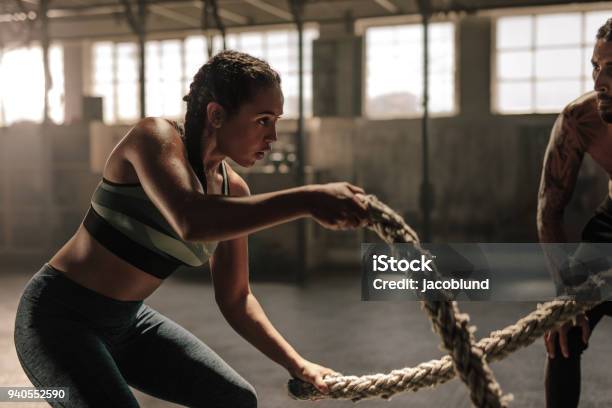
[457,15,492,118]
[312,21,363,117]
[63,41,85,123]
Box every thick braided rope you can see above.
[288,195,602,403]
[288,299,598,401]
[422,300,510,407]
[367,195,508,407]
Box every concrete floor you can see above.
[2,262,612,408]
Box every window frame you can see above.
[491,7,612,115]
[0,42,65,126]
[357,15,458,120]
[89,23,319,125]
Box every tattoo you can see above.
[537,108,585,242]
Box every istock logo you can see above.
[372,254,433,272]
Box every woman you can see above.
[14,50,369,408]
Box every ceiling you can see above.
[0,0,610,42]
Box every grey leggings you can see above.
[14,263,257,408]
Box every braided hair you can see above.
[182,50,281,191]
[596,18,612,41]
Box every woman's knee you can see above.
[190,375,257,408]
[232,381,257,408]
[216,379,257,408]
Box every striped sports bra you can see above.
[83,161,230,279]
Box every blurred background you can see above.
[1,1,612,407]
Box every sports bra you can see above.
[83,161,230,279]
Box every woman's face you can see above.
[216,85,284,167]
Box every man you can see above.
[537,18,612,408]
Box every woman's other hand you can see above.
[289,358,340,394]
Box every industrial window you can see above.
[364,22,456,119]
[146,39,184,119]
[92,42,139,124]
[183,27,318,118]
[0,44,64,126]
[91,27,318,124]
[494,10,611,114]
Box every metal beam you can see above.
[217,8,248,24]
[245,0,292,21]
[373,0,399,13]
[201,0,226,52]
[3,0,612,27]
[39,1,247,26]
[120,0,140,33]
[289,0,306,284]
[39,0,50,124]
[38,0,244,14]
[417,0,432,242]
[192,1,248,25]
[47,4,123,18]
[39,0,612,19]
[210,0,227,48]
[120,0,147,119]
[149,4,200,27]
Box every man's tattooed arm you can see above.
[537,109,585,243]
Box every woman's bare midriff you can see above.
[49,224,164,301]
[48,172,226,301]
[47,121,228,302]
[49,143,166,301]
[49,164,226,301]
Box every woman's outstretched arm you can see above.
[122,118,368,243]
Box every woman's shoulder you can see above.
[223,162,251,197]
[132,117,183,135]
[126,117,185,147]
[104,118,188,183]
[165,119,185,137]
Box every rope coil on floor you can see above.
[287,195,605,406]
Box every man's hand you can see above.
[544,312,590,358]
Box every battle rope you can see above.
[288,195,604,405]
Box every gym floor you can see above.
[2,262,612,408]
